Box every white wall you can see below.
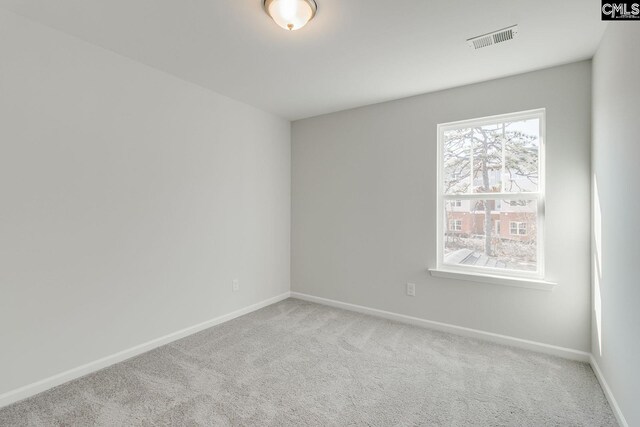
[592,23,640,427]
[0,9,290,396]
[292,61,592,352]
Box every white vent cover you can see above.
[467,25,519,50]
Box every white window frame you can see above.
[449,219,462,231]
[433,108,547,283]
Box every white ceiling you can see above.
[0,0,606,120]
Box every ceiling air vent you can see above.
[467,25,518,50]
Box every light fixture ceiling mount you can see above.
[263,0,317,31]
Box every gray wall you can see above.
[292,61,592,352]
[592,23,640,427]
[0,10,290,395]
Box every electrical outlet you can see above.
[407,283,416,296]
[232,279,239,292]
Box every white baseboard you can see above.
[0,291,291,409]
[290,292,591,362]
[590,356,628,427]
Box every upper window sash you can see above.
[438,109,545,197]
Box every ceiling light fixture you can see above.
[263,0,317,31]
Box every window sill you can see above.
[428,268,557,291]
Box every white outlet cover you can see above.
[232,279,239,292]
[407,283,416,296]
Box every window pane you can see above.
[443,118,540,194]
[443,199,537,272]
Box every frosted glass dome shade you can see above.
[264,0,317,31]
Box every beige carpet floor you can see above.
[0,298,616,426]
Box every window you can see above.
[436,109,545,279]
[449,219,462,231]
[510,222,527,236]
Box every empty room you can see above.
[0,0,638,425]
